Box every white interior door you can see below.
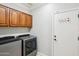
[54,10,79,56]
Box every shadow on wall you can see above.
[0,27,30,35]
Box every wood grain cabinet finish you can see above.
[19,12,27,26]
[9,9,20,27]
[19,13,32,28]
[0,5,9,26]
[26,14,32,28]
[0,5,32,28]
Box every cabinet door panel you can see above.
[0,8,6,24]
[26,15,32,28]
[19,13,27,26]
[10,9,19,26]
[0,5,9,26]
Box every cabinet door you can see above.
[0,5,9,26]
[10,9,20,27]
[26,15,32,28]
[19,12,27,26]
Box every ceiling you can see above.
[0,3,47,12]
[21,3,46,11]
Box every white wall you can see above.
[0,3,30,35]
[0,27,30,35]
[31,4,53,56]
[31,3,79,56]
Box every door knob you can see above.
[78,37,79,40]
[54,35,56,38]
[54,39,56,41]
[54,35,56,41]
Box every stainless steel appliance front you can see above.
[0,40,22,56]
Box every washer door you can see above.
[25,38,37,56]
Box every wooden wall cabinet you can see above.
[10,9,20,27]
[0,5,9,26]
[0,5,32,28]
[26,14,32,28]
[19,12,27,27]
[19,13,32,28]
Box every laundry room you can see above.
[0,2,79,56]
